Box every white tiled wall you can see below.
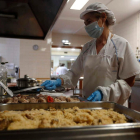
[113,12,139,52]
[20,34,52,78]
[0,38,20,66]
[0,34,52,79]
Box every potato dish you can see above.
[0,107,127,130]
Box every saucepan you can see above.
[17,75,38,88]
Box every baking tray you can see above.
[1,102,140,140]
[0,102,140,122]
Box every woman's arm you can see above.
[59,52,84,88]
[96,40,140,105]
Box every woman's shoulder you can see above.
[113,34,129,45]
[113,34,133,55]
[81,39,96,54]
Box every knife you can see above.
[13,86,44,94]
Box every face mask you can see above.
[85,21,104,38]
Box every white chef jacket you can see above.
[59,34,140,105]
[56,66,68,75]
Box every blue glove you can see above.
[40,79,61,90]
[87,90,103,102]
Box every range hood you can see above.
[0,0,66,40]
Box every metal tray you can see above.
[1,102,140,140]
[0,102,140,122]
[0,95,80,103]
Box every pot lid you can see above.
[17,75,36,81]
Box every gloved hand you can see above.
[40,79,61,90]
[87,90,103,101]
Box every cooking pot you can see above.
[17,75,38,88]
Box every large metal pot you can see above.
[17,75,37,88]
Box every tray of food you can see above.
[0,94,80,103]
[0,102,140,131]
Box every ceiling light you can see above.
[70,0,89,10]
[62,40,65,43]
[71,48,75,51]
[57,47,61,50]
[67,0,70,3]
[70,59,75,61]
[61,56,64,58]
[63,42,71,45]
[62,40,69,43]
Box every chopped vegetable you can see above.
[47,96,54,103]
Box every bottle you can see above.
[0,62,8,95]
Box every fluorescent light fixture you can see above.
[64,42,71,45]
[61,56,64,58]
[57,47,61,50]
[62,40,71,45]
[70,0,89,10]
[62,40,69,43]
[71,48,75,51]
[70,59,75,61]
[64,43,71,45]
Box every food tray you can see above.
[0,95,80,103]
[1,102,140,140]
[0,102,140,122]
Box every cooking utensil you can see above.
[13,86,44,94]
[0,81,13,97]
[78,97,89,102]
[17,75,38,88]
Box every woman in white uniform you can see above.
[41,3,140,106]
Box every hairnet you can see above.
[80,2,116,25]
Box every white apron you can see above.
[83,32,129,107]
[83,32,118,98]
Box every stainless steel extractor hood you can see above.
[0,0,66,40]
